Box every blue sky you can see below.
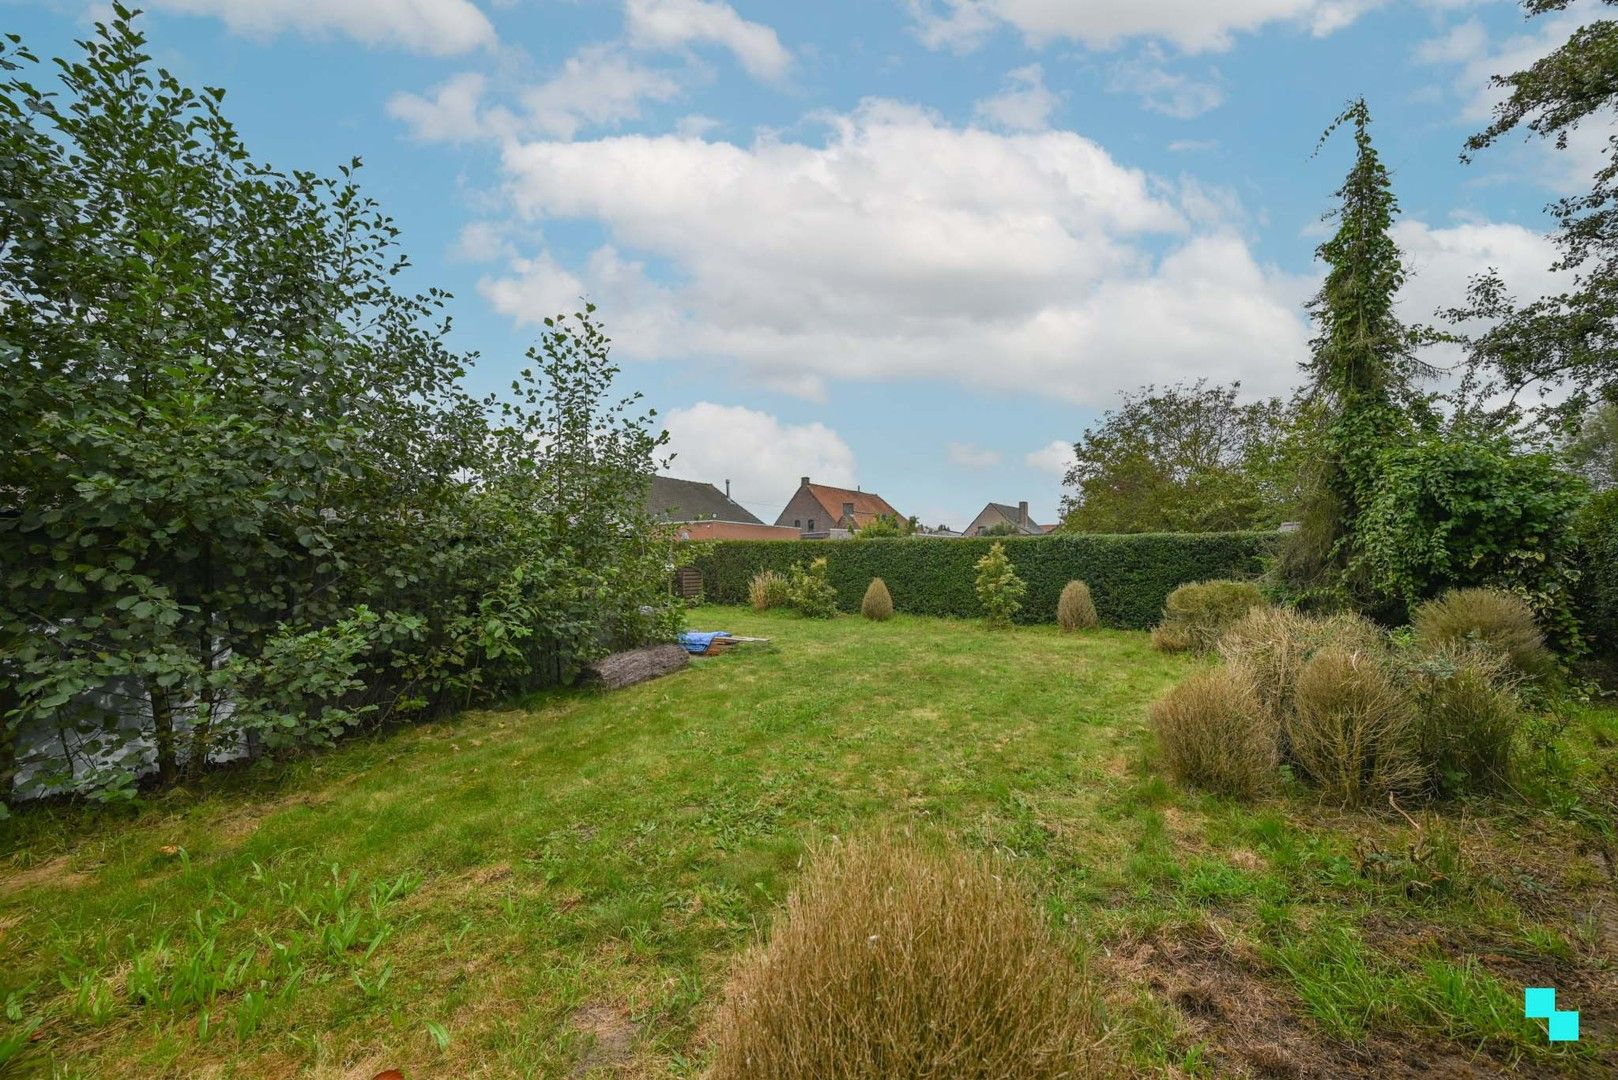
[9,0,1602,527]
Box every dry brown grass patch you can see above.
[706,834,1107,1080]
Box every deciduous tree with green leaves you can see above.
[0,9,680,806]
[1453,0,1618,427]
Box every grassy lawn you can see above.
[2,607,1614,1078]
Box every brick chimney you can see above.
[801,476,810,488]
[1018,500,1029,526]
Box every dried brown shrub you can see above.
[1287,646,1420,806]
[1057,580,1099,632]
[1218,608,1386,759]
[706,836,1106,1080]
[1152,580,1267,653]
[861,577,894,621]
[1411,587,1553,682]
[1149,665,1278,799]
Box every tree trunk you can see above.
[0,679,17,812]
[149,683,178,785]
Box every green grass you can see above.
[0,607,1613,1077]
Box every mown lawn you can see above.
[1,607,1614,1078]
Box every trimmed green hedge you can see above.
[691,532,1281,629]
[1574,490,1618,657]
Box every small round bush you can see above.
[1412,587,1553,682]
[861,577,894,621]
[1154,579,1267,653]
[1288,646,1420,806]
[1057,580,1099,632]
[1401,645,1522,796]
[1149,665,1278,799]
[749,569,790,612]
[707,836,1104,1080]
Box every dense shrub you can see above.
[1411,588,1554,682]
[1152,580,1268,653]
[861,578,894,621]
[707,836,1103,1080]
[1573,490,1618,658]
[1288,646,1421,806]
[1057,581,1099,631]
[1400,645,1522,796]
[689,532,1280,629]
[975,542,1027,630]
[0,15,681,803]
[1353,432,1585,645]
[788,559,839,619]
[749,570,790,612]
[1149,666,1278,798]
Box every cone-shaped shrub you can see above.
[974,540,1027,630]
[861,577,893,621]
[707,835,1104,1080]
[1412,587,1553,682]
[1057,580,1099,631]
[1149,665,1277,798]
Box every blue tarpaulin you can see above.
[678,630,732,654]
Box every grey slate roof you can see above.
[646,475,763,524]
[981,503,1043,535]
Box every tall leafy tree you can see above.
[1058,381,1302,534]
[1454,0,1618,426]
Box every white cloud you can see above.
[152,0,495,54]
[452,221,514,262]
[389,47,682,144]
[388,73,510,143]
[906,0,1384,55]
[484,99,1313,403]
[521,45,683,138]
[625,0,791,81]
[1026,439,1075,477]
[1415,4,1616,193]
[1108,48,1225,119]
[660,403,856,517]
[947,442,1003,468]
[1393,218,1563,325]
[973,64,1060,132]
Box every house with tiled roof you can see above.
[773,477,903,539]
[646,475,799,541]
[962,500,1044,536]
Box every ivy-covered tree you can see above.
[1283,100,1437,607]
[1453,0,1618,426]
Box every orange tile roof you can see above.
[804,483,901,529]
